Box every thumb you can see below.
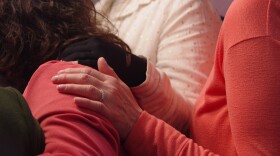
[98,57,120,79]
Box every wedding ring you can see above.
[99,89,105,102]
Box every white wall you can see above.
[209,0,233,16]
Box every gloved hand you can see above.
[58,37,147,87]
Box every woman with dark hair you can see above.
[0,0,129,155]
[52,0,280,155]
[0,0,128,93]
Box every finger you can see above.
[69,61,78,64]
[74,97,105,115]
[98,57,120,80]
[57,68,106,81]
[52,73,100,85]
[56,84,101,100]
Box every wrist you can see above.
[122,108,143,142]
[122,109,143,143]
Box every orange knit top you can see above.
[124,0,280,155]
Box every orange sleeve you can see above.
[224,37,280,155]
[124,1,280,155]
[124,111,219,156]
[24,61,120,156]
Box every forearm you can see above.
[38,113,119,156]
[131,62,192,134]
[124,111,218,156]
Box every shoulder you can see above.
[23,61,89,98]
[221,0,279,50]
[33,61,88,76]
[267,0,280,40]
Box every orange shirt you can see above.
[23,61,121,155]
[124,0,280,155]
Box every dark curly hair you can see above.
[0,0,130,92]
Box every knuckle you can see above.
[97,103,106,114]
[107,77,118,85]
[109,86,118,95]
[82,68,92,75]
[87,85,96,93]
[98,103,105,111]
[80,74,90,82]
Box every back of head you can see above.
[0,0,127,92]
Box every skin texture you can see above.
[52,58,142,141]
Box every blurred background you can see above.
[210,0,233,19]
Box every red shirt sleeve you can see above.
[224,37,280,155]
[23,61,120,156]
[124,111,219,156]
[123,19,280,156]
[124,0,280,155]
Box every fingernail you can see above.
[70,61,78,64]
[56,84,65,90]
[51,75,59,81]
[57,70,65,74]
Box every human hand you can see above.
[58,37,147,87]
[51,58,143,141]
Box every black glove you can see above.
[58,37,147,87]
